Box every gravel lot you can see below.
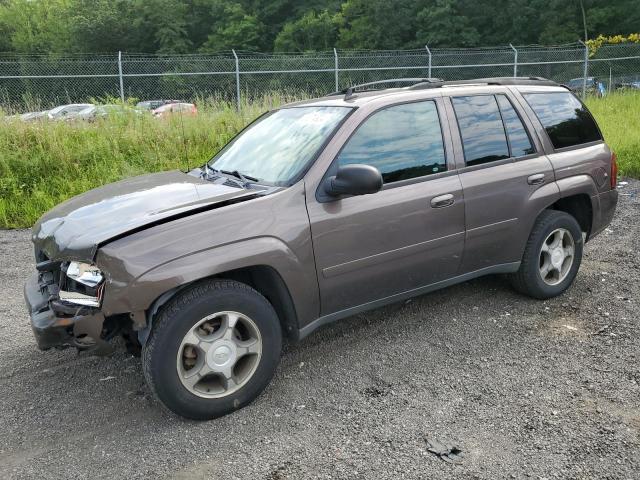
[1,180,638,480]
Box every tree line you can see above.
[0,0,637,55]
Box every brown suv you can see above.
[24,77,618,420]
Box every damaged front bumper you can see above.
[24,272,109,353]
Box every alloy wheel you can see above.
[538,228,575,286]
[176,311,262,398]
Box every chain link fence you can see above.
[1,42,639,112]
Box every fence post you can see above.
[579,40,589,98]
[232,49,241,110]
[333,48,339,91]
[425,45,432,78]
[117,51,125,103]
[509,44,518,77]
[609,65,612,94]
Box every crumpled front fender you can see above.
[98,236,319,331]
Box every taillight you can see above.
[191,105,197,114]
[610,151,618,189]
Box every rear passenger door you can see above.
[445,92,558,274]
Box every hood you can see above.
[32,170,258,261]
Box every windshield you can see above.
[208,106,351,185]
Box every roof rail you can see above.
[442,77,559,87]
[328,78,444,100]
[327,76,559,99]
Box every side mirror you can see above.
[324,164,383,197]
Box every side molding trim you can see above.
[299,261,521,339]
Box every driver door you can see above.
[305,98,465,316]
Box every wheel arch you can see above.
[541,174,598,241]
[122,237,317,346]
[548,193,593,239]
[211,265,300,341]
[138,264,300,346]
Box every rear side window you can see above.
[523,92,602,149]
[337,101,446,183]
[496,95,535,157]
[452,95,510,166]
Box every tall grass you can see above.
[585,92,640,179]
[0,95,292,228]
[0,92,638,229]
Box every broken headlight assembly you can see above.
[59,261,105,308]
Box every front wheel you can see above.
[510,210,584,299]
[142,279,282,420]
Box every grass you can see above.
[0,91,638,229]
[585,92,640,178]
[0,95,292,228]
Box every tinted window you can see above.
[452,95,510,166]
[523,92,602,149]
[337,101,446,183]
[496,95,535,157]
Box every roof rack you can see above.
[442,76,559,87]
[328,76,559,100]
[328,78,445,100]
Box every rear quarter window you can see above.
[523,92,602,149]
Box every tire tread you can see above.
[510,209,582,299]
[142,278,276,418]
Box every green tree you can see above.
[536,0,581,44]
[459,0,541,46]
[0,0,74,53]
[415,0,479,47]
[130,0,192,53]
[68,0,134,52]
[249,0,341,51]
[200,1,263,52]
[183,0,223,50]
[274,10,339,52]
[0,0,639,55]
[585,0,640,39]
[337,0,418,49]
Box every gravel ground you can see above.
[1,180,638,480]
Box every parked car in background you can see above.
[46,103,95,121]
[136,99,182,110]
[19,104,93,122]
[24,77,618,420]
[152,102,197,118]
[77,104,142,121]
[20,110,50,122]
[615,80,640,91]
[565,77,606,97]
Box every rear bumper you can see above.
[590,188,618,239]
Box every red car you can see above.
[152,102,197,118]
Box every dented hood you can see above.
[32,170,257,261]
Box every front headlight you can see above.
[66,261,104,287]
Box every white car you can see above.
[20,110,50,122]
[47,103,94,121]
[76,105,143,121]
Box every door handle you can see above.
[430,193,454,208]
[527,173,545,185]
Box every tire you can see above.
[510,210,583,300]
[142,279,282,420]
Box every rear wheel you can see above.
[510,210,583,299]
[142,279,282,420]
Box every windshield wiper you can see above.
[200,167,259,189]
[221,170,259,185]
